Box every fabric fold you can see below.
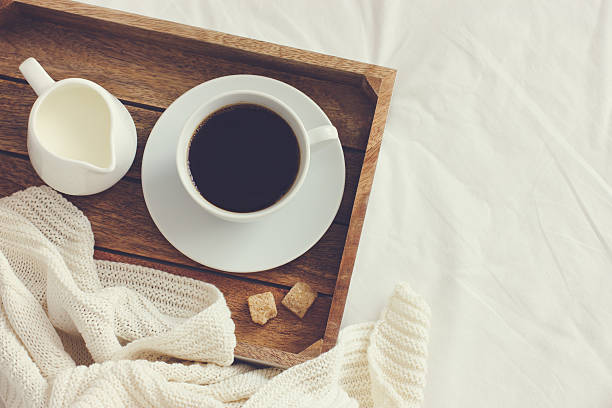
[0,186,430,407]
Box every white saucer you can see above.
[141,75,345,273]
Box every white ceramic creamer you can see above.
[19,57,137,195]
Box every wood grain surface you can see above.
[12,0,393,90]
[0,0,396,367]
[0,152,347,295]
[322,72,396,352]
[0,18,375,151]
[0,79,362,226]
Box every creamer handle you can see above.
[19,57,55,96]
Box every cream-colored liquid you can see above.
[34,83,112,169]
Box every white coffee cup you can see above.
[176,90,338,223]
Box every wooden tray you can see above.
[0,0,395,367]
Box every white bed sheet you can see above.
[70,1,612,406]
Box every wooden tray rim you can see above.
[0,0,396,368]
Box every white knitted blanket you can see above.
[0,186,430,408]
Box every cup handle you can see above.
[19,57,55,96]
[307,125,338,151]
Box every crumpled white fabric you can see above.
[0,186,430,408]
[45,0,612,405]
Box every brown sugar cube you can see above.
[247,292,277,325]
[282,282,317,319]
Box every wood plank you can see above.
[0,0,18,27]
[92,250,330,355]
[234,343,310,369]
[0,78,362,226]
[322,72,396,352]
[13,0,395,91]
[298,339,323,357]
[0,152,345,295]
[0,17,374,151]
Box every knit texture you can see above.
[0,186,430,408]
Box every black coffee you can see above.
[187,103,300,213]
